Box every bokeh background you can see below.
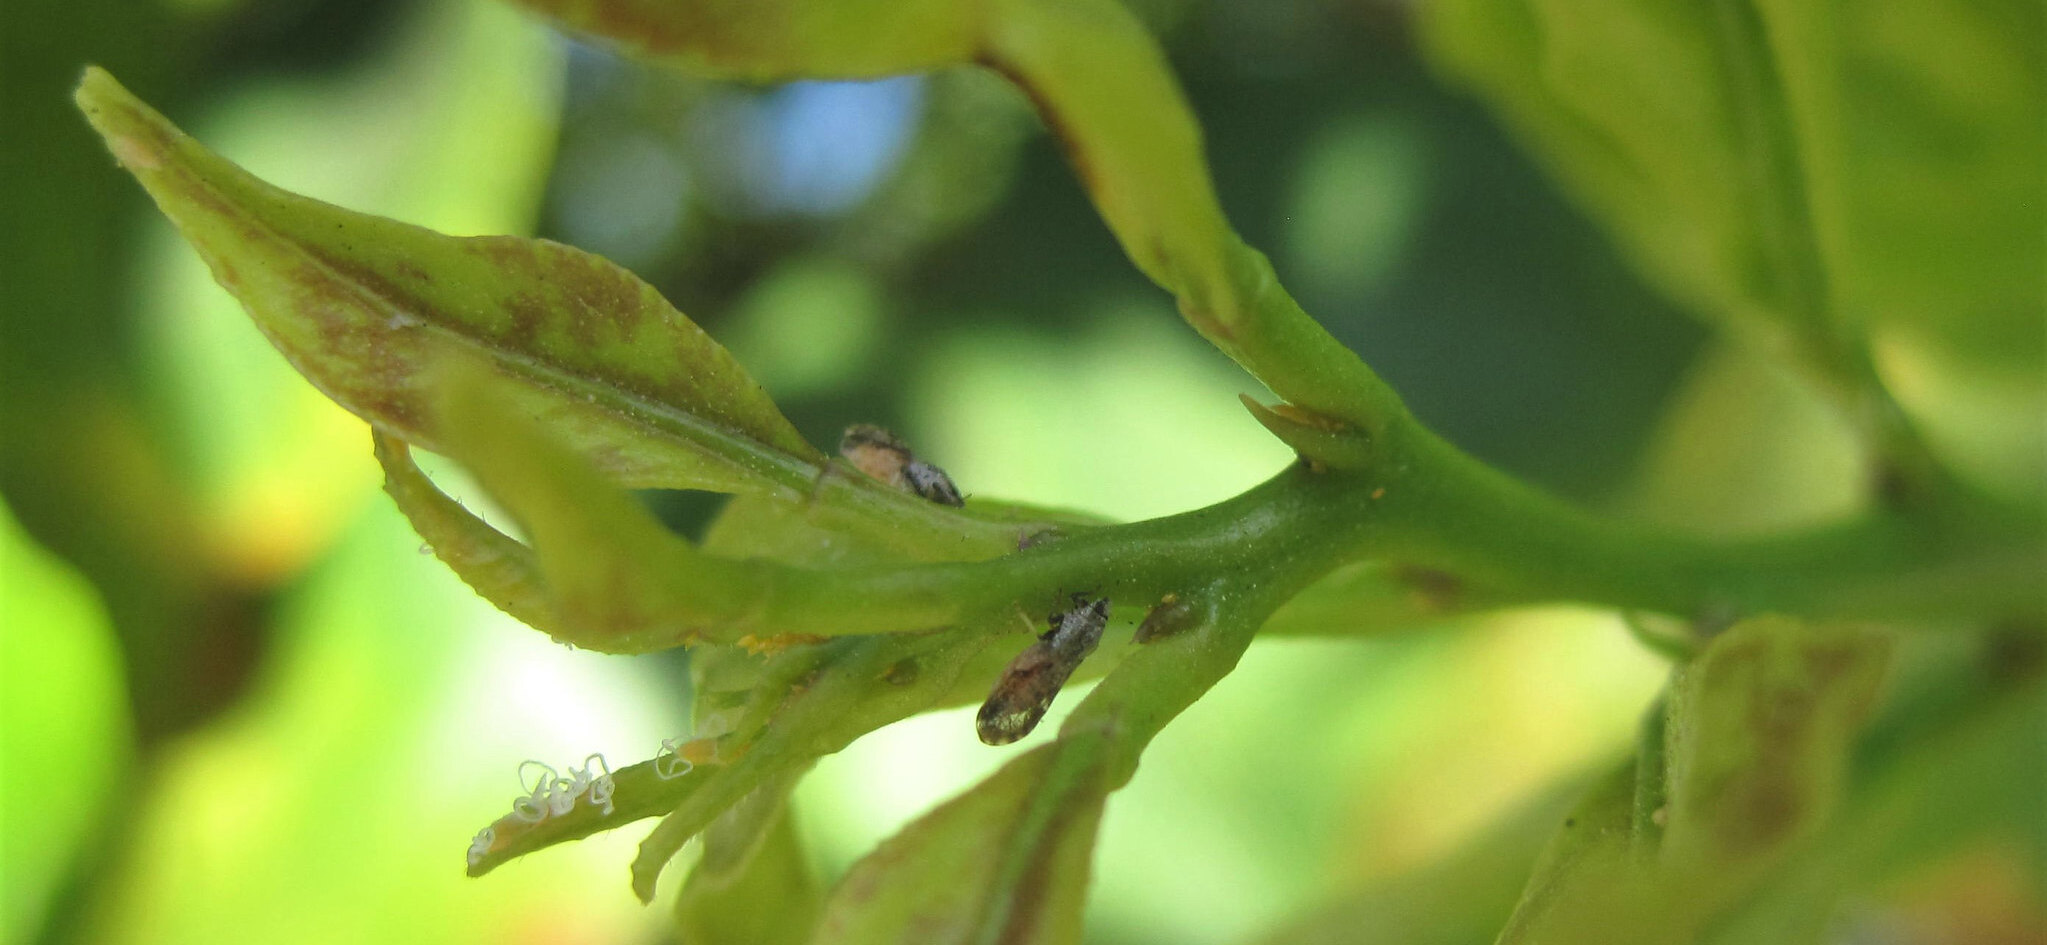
[2,0,2033,943]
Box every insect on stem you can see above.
[975,596,1111,745]
[839,424,965,507]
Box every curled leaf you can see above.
[372,433,556,632]
[1659,616,1891,868]
[383,365,1038,650]
[1495,616,1893,944]
[428,364,742,651]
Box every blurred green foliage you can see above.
[5,0,2042,944]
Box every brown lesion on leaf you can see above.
[471,233,539,272]
[502,290,548,353]
[1682,630,1888,860]
[307,251,428,322]
[542,246,647,350]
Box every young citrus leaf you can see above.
[501,0,978,81]
[1493,759,1660,944]
[427,366,758,652]
[372,433,559,634]
[406,368,1057,650]
[814,582,1279,943]
[486,0,1402,433]
[74,67,821,497]
[674,774,823,945]
[982,0,1401,431]
[813,738,1108,945]
[632,627,997,901]
[1753,0,2046,381]
[466,752,714,877]
[76,65,1079,557]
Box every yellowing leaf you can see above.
[491,0,1402,431]
[76,66,820,495]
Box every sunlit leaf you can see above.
[75,67,822,498]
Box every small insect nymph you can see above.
[653,737,697,780]
[976,595,1110,745]
[466,826,496,869]
[839,424,965,507]
[506,753,616,823]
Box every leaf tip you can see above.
[73,66,168,174]
[629,854,664,905]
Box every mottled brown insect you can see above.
[838,424,965,507]
[976,595,1110,746]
